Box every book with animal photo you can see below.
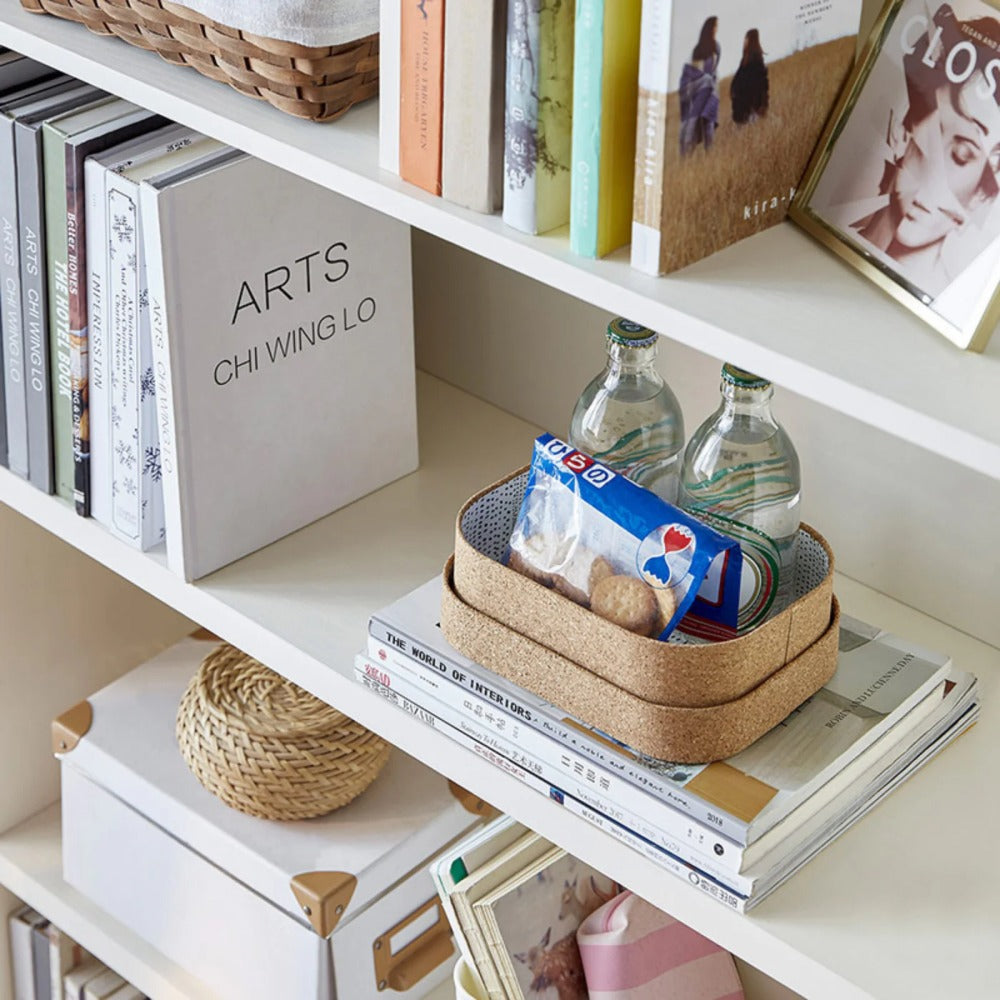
[632,0,863,275]
[473,850,619,1000]
[793,0,1000,351]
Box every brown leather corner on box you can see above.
[441,557,840,763]
[451,466,835,709]
[448,781,499,819]
[290,871,357,938]
[52,701,93,755]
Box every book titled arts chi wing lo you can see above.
[141,155,418,580]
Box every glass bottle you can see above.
[569,318,685,503]
[678,364,801,632]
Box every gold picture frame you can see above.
[790,0,1000,352]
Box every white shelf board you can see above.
[0,803,458,1000]
[1,6,998,479]
[2,373,999,1000]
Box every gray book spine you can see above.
[30,922,52,1000]
[0,111,27,478]
[16,118,53,493]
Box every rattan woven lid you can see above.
[177,644,391,821]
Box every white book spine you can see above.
[85,156,110,525]
[139,181,185,578]
[359,650,753,890]
[356,660,749,911]
[0,112,28,478]
[366,622,750,843]
[441,0,507,213]
[104,169,163,550]
[630,0,672,275]
[502,0,539,234]
[377,0,400,174]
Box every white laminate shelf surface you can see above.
[0,5,998,480]
[1,374,998,1000]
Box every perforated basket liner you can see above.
[459,470,829,644]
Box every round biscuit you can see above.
[590,575,659,636]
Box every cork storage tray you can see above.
[439,468,840,762]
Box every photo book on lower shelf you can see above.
[357,576,980,912]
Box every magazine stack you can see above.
[356,577,980,912]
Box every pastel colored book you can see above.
[569,0,641,257]
[441,0,508,212]
[631,0,862,275]
[399,0,445,194]
[140,152,418,580]
[503,0,576,235]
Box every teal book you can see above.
[503,0,575,235]
[569,0,641,258]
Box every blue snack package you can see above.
[506,434,743,640]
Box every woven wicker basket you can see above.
[21,0,379,122]
[177,644,391,820]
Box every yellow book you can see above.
[570,0,642,258]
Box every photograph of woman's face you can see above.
[889,71,1000,253]
[804,0,1000,341]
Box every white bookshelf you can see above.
[1,375,998,1000]
[0,4,997,480]
[0,6,997,1000]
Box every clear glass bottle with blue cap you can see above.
[679,363,801,633]
[569,318,685,503]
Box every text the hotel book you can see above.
[140,153,418,580]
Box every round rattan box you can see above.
[177,643,391,820]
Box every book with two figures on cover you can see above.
[631,0,863,275]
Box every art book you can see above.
[472,849,619,1000]
[503,0,576,234]
[399,0,445,194]
[41,98,165,506]
[441,0,508,213]
[631,0,863,275]
[569,0,642,257]
[140,153,418,580]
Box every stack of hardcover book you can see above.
[0,53,418,581]
[384,0,863,270]
[356,577,980,911]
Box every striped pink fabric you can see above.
[577,891,745,1000]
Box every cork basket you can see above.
[20,0,379,122]
[440,468,840,762]
[177,643,391,819]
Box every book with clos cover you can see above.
[631,0,862,275]
[140,153,418,580]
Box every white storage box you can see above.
[54,635,489,1000]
